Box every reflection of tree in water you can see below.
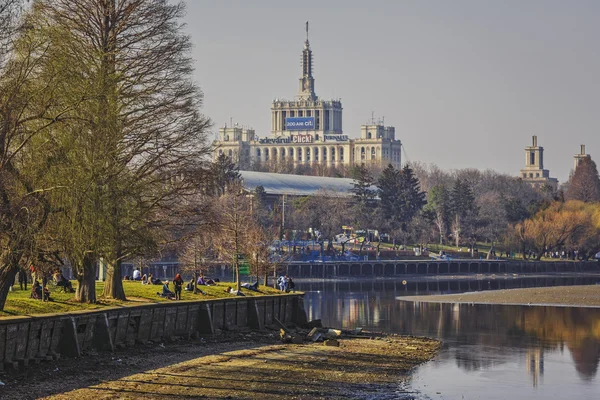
[304,291,600,380]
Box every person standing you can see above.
[18,269,27,291]
[173,274,184,300]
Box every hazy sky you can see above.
[182,0,600,183]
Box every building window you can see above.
[257,149,261,158]
[289,148,294,159]
[281,149,286,159]
[371,147,376,160]
[522,173,526,178]
[316,110,320,129]
[361,147,365,161]
[530,151,535,165]
[306,148,310,162]
[367,132,372,139]
[331,148,335,161]
[298,148,302,161]
[529,173,533,178]
[228,150,233,158]
[314,148,319,161]
[339,148,344,161]
[265,148,269,161]
[218,150,223,156]
[323,148,327,161]
[536,173,539,177]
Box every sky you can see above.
[182,0,600,183]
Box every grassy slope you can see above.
[1,280,284,318]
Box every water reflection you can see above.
[300,278,600,399]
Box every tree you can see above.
[450,179,477,249]
[213,185,253,292]
[34,0,211,301]
[350,164,376,255]
[425,185,450,245]
[476,192,508,259]
[212,153,241,197]
[0,2,73,309]
[566,157,600,203]
[397,165,427,228]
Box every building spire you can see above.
[306,21,309,42]
[298,21,316,100]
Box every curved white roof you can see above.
[240,170,356,197]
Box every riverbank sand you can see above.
[400,284,600,307]
[0,331,440,400]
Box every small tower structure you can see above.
[519,135,558,189]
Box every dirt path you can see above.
[0,331,440,400]
[399,284,600,307]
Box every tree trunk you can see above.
[193,271,199,294]
[103,258,126,300]
[0,262,19,311]
[235,260,241,292]
[263,271,268,287]
[76,255,97,303]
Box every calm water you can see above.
[299,277,600,399]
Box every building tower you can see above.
[298,21,316,101]
[573,144,589,171]
[270,22,343,137]
[519,135,558,189]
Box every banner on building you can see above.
[285,117,315,131]
[292,134,313,143]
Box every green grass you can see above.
[1,280,286,318]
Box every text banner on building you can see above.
[285,117,315,131]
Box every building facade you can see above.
[573,144,589,171]
[519,135,558,189]
[213,24,402,171]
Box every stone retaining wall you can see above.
[286,260,599,278]
[0,294,306,370]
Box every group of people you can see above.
[277,275,295,292]
[156,273,221,300]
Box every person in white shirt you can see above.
[132,268,142,281]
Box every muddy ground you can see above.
[400,284,600,307]
[0,330,440,400]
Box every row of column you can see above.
[257,146,346,164]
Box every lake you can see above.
[298,277,600,399]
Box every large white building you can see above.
[213,23,402,171]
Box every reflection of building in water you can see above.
[525,348,544,387]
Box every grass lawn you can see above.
[1,280,285,318]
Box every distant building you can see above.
[573,144,590,171]
[213,23,402,171]
[519,135,558,189]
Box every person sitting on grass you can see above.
[185,278,194,291]
[157,282,175,300]
[43,284,52,302]
[53,270,74,293]
[141,274,148,284]
[31,281,42,300]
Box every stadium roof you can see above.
[239,170,357,197]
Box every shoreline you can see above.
[398,284,600,307]
[0,330,440,400]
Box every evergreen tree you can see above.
[350,164,377,212]
[377,164,401,224]
[212,153,241,197]
[566,157,600,202]
[397,165,427,226]
[450,179,477,248]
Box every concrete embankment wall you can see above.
[287,260,599,278]
[0,294,306,370]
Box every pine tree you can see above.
[450,179,477,248]
[397,165,427,225]
[212,153,241,197]
[566,157,600,202]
